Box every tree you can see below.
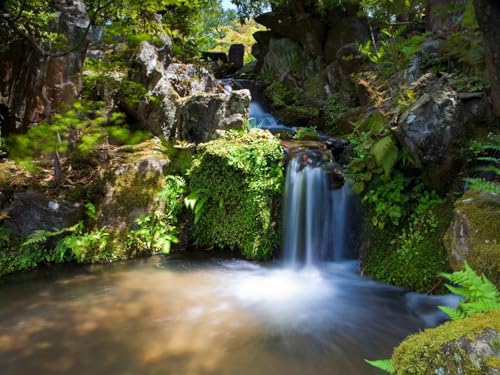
[473,0,500,117]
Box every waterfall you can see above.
[282,149,354,267]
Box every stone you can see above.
[393,310,500,374]
[392,77,465,190]
[324,17,369,63]
[228,44,245,70]
[444,190,500,288]
[201,51,228,63]
[177,89,250,143]
[96,140,170,232]
[0,0,90,134]
[4,191,82,237]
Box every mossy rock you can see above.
[188,129,284,260]
[444,190,500,288]
[392,310,500,374]
[362,200,452,292]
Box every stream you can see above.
[0,82,459,374]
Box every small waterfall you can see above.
[282,149,354,267]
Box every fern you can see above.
[438,262,500,320]
[464,178,500,194]
[21,223,81,249]
[185,188,210,224]
[365,359,394,373]
[371,135,398,177]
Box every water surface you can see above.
[0,255,456,375]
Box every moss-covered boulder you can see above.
[188,129,284,260]
[444,190,500,288]
[392,310,500,374]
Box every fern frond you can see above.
[365,359,394,373]
[371,136,398,177]
[439,262,500,320]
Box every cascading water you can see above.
[282,149,354,266]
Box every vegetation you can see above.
[187,129,284,260]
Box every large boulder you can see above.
[392,77,466,190]
[0,0,90,134]
[123,41,249,143]
[444,190,500,288]
[324,17,369,63]
[96,140,170,233]
[177,89,251,143]
[392,310,500,374]
[3,191,82,237]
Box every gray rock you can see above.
[4,191,82,237]
[178,89,250,143]
[392,78,465,190]
[229,44,245,70]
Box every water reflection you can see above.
[0,256,458,375]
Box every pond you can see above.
[0,254,457,375]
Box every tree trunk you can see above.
[426,0,466,33]
[473,0,500,117]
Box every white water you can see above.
[283,151,355,267]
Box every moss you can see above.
[485,356,500,370]
[363,200,452,292]
[392,310,500,374]
[444,190,500,288]
[188,129,284,260]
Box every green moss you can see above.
[445,190,500,288]
[485,356,500,370]
[392,310,500,374]
[363,200,452,292]
[188,129,284,260]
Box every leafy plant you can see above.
[365,359,394,374]
[185,188,210,224]
[439,263,500,320]
[293,127,320,141]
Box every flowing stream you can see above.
[0,85,459,374]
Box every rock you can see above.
[4,191,82,237]
[403,40,442,83]
[392,77,465,190]
[228,44,245,71]
[444,190,500,288]
[123,41,247,142]
[323,161,345,189]
[393,310,500,374]
[0,0,90,134]
[165,63,219,97]
[177,89,250,143]
[96,140,170,232]
[86,49,105,60]
[324,17,369,63]
[201,51,228,63]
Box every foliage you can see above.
[439,263,500,320]
[323,92,356,130]
[264,81,300,109]
[363,192,451,292]
[126,175,186,254]
[465,132,500,193]
[293,127,320,141]
[6,99,150,182]
[362,172,409,228]
[365,359,394,374]
[187,129,284,259]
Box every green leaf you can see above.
[371,136,398,177]
[365,359,394,373]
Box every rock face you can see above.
[0,0,90,134]
[392,77,465,190]
[123,41,250,143]
[96,140,170,232]
[393,310,500,375]
[4,191,82,237]
[228,44,245,71]
[444,190,500,288]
